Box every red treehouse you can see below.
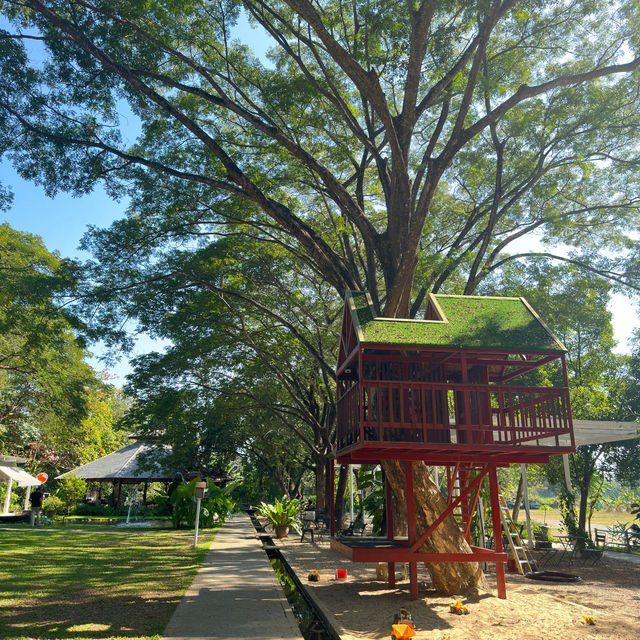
[331,291,575,599]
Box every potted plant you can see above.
[532,521,553,549]
[258,497,302,538]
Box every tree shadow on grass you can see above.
[0,591,180,639]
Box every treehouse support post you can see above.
[489,463,507,599]
[386,473,396,588]
[405,461,419,600]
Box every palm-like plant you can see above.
[258,497,302,535]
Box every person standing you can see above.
[29,485,45,526]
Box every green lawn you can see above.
[526,509,635,532]
[0,526,216,640]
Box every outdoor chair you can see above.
[626,523,640,551]
[300,519,315,542]
[314,510,329,527]
[341,517,366,536]
[300,511,316,542]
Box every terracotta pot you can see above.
[274,525,290,538]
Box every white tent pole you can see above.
[562,454,572,492]
[24,486,32,511]
[3,479,12,514]
[349,464,354,523]
[521,464,533,549]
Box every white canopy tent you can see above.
[0,457,42,515]
[519,419,640,548]
[563,419,640,447]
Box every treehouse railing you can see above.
[336,380,571,452]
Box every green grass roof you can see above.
[348,292,565,353]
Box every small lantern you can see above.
[194,481,207,500]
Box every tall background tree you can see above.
[2,0,640,593]
[0,223,128,479]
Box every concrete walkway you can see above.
[603,549,640,564]
[162,514,303,640]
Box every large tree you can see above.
[3,0,640,593]
[0,223,96,461]
[113,235,337,506]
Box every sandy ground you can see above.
[272,530,640,640]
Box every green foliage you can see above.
[531,521,552,543]
[0,224,115,478]
[111,235,334,505]
[42,495,64,517]
[257,497,302,532]
[232,461,283,507]
[158,477,236,529]
[73,503,131,517]
[556,486,592,548]
[357,465,385,535]
[0,483,20,511]
[2,4,640,587]
[74,378,130,466]
[361,294,564,352]
[55,475,88,512]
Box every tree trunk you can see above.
[334,464,349,532]
[578,486,589,532]
[314,454,327,511]
[382,460,487,595]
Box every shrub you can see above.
[258,497,302,533]
[74,503,129,517]
[56,475,87,513]
[157,477,237,529]
[43,495,64,517]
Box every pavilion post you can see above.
[24,485,32,510]
[3,479,12,514]
[562,454,572,492]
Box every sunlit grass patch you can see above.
[0,527,216,639]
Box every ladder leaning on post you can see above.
[498,494,533,575]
